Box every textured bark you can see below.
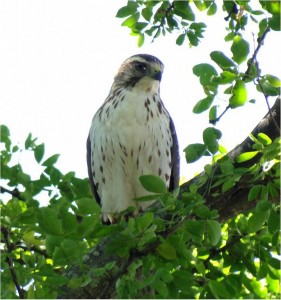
[59,98,280,299]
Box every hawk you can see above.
[87,54,179,223]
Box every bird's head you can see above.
[113,54,164,91]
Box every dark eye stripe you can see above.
[134,62,147,73]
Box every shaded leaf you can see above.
[193,96,214,113]
[193,63,218,86]
[34,143,45,163]
[184,143,208,163]
[139,175,167,193]
[157,242,177,260]
[37,207,61,235]
[206,220,221,246]
[210,51,236,69]
[248,185,262,201]
[203,127,222,154]
[42,154,60,167]
[247,210,270,233]
[176,33,185,46]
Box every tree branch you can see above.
[59,98,280,299]
[0,186,24,200]
[1,226,26,299]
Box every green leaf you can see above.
[222,178,235,192]
[225,32,235,42]
[141,7,153,21]
[37,207,62,235]
[139,175,167,193]
[209,105,217,122]
[229,80,248,108]
[231,35,250,64]
[116,1,138,18]
[193,96,214,113]
[236,151,259,163]
[206,220,221,246]
[42,154,60,167]
[25,133,37,149]
[136,212,154,231]
[209,280,231,298]
[45,235,63,256]
[185,220,205,240]
[194,205,212,219]
[256,200,271,212]
[268,209,280,234]
[219,159,234,175]
[174,1,195,21]
[193,63,218,86]
[207,2,217,15]
[187,31,200,46]
[1,125,11,150]
[34,143,45,163]
[247,210,270,233]
[75,197,99,215]
[212,71,237,84]
[265,74,281,87]
[257,77,281,96]
[258,133,272,145]
[210,51,236,69]
[248,185,262,201]
[176,33,185,46]
[184,143,208,163]
[156,242,177,260]
[203,127,222,154]
[269,14,280,31]
[121,12,140,28]
[138,33,144,47]
[133,194,161,202]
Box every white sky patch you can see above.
[0,0,280,185]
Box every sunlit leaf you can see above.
[236,151,259,163]
[229,80,248,108]
[231,35,249,64]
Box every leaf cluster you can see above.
[1,123,280,298]
[1,126,102,299]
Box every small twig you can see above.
[0,186,24,200]
[152,1,175,42]
[1,226,25,299]
[210,26,271,124]
[209,105,230,125]
[17,245,49,259]
[256,78,280,132]
[242,26,270,81]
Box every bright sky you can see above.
[0,1,280,183]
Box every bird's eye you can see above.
[135,62,147,73]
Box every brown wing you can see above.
[86,134,101,206]
[168,116,180,191]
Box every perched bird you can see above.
[87,54,179,223]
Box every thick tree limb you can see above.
[59,98,280,299]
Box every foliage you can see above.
[1,0,281,299]
[1,124,280,298]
